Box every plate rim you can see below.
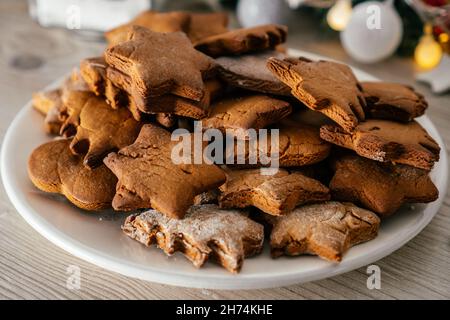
[1,49,448,290]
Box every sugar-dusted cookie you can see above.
[320,119,440,170]
[361,81,428,122]
[201,94,292,139]
[28,139,117,211]
[219,168,330,215]
[105,26,216,108]
[216,51,291,96]
[69,95,142,169]
[267,57,366,132]
[329,154,438,216]
[268,202,380,262]
[230,120,331,167]
[107,67,222,119]
[105,10,191,46]
[187,12,229,44]
[32,89,64,135]
[103,124,226,218]
[194,24,288,57]
[122,204,264,273]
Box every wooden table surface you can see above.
[1,0,449,300]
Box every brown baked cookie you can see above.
[28,139,117,211]
[59,90,93,138]
[290,108,335,128]
[122,204,264,273]
[79,57,131,113]
[267,57,366,132]
[99,68,141,120]
[201,94,292,139]
[103,124,226,218]
[32,89,60,115]
[216,51,291,96]
[361,81,428,122]
[187,12,229,44]
[107,67,221,119]
[276,121,331,166]
[268,202,380,262]
[105,10,191,46]
[230,121,331,167]
[105,26,216,108]
[104,78,129,110]
[32,89,64,135]
[58,69,91,137]
[194,24,288,57]
[193,189,220,205]
[155,113,177,128]
[69,95,142,169]
[80,57,107,96]
[320,119,440,170]
[61,69,90,99]
[329,154,438,217]
[219,168,330,216]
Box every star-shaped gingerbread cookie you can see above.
[267,57,366,132]
[361,81,428,122]
[106,67,222,119]
[268,202,380,262]
[28,139,117,211]
[105,10,191,46]
[229,120,331,167]
[59,89,93,138]
[219,168,330,215]
[216,51,291,96]
[201,94,292,139]
[32,89,64,135]
[320,119,440,170]
[80,57,141,120]
[105,26,216,108]
[122,204,264,273]
[194,24,288,57]
[103,124,226,218]
[69,95,142,169]
[57,69,91,137]
[80,57,109,96]
[329,154,438,216]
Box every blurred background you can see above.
[1,0,449,126]
[26,0,450,72]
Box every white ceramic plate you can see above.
[1,50,448,290]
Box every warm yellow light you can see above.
[327,0,352,31]
[438,32,449,44]
[415,25,443,69]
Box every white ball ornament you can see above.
[237,0,290,28]
[340,1,403,63]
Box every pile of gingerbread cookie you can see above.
[29,10,440,273]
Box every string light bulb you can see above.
[327,0,352,31]
[415,24,443,69]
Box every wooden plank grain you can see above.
[0,0,449,300]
